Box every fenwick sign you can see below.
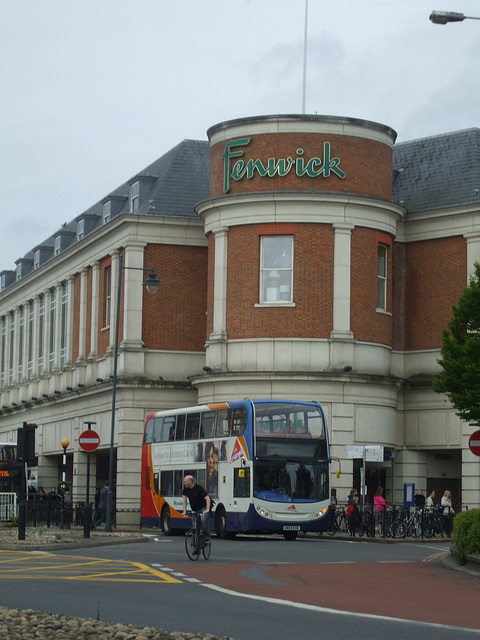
[221,137,346,193]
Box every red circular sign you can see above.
[79,430,100,452]
[468,430,480,457]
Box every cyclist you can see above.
[182,475,211,554]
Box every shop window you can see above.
[260,236,293,303]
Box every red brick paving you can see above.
[172,560,480,630]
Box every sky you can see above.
[1,0,479,272]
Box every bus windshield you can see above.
[253,460,328,503]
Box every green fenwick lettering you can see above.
[222,139,346,192]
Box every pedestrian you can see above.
[373,486,390,529]
[414,489,425,509]
[347,496,359,536]
[96,482,108,526]
[441,490,455,536]
[347,488,358,505]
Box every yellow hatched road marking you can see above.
[423,551,449,563]
[0,550,181,583]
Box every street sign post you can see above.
[79,430,100,452]
[468,430,480,457]
[80,423,98,539]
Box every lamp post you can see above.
[105,253,161,533]
[429,10,480,25]
[60,438,69,530]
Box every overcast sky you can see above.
[1,0,479,272]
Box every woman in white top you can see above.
[441,490,455,536]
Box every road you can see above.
[0,533,479,640]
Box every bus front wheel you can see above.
[161,505,175,536]
[215,507,236,539]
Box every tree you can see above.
[433,262,480,422]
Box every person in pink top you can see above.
[373,486,390,510]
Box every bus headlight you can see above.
[257,506,270,518]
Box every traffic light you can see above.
[17,423,37,464]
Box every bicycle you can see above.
[184,511,211,561]
[327,506,351,536]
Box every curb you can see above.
[0,535,148,552]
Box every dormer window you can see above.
[128,175,155,213]
[77,219,85,241]
[103,201,111,224]
[0,271,15,292]
[34,249,41,270]
[130,181,139,212]
[15,258,33,281]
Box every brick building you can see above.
[0,115,479,524]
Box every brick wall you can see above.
[143,244,208,351]
[210,132,392,200]
[404,236,467,350]
[97,256,112,358]
[226,223,334,339]
[351,227,393,346]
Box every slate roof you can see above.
[3,128,480,287]
[1,139,210,281]
[392,128,480,214]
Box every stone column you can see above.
[77,268,89,363]
[330,223,354,340]
[206,227,229,369]
[465,231,480,280]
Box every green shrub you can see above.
[451,509,480,565]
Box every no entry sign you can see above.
[468,430,480,457]
[79,430,100,452]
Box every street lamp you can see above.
[105,253,162,533]
[429,10,480,25]
[60,438,69,530]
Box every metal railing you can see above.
[327,502,456,539]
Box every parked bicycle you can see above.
[184,511,211,561]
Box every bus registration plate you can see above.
[283,526,300,531]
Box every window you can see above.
[130,181,139,212]
[77,219,84,241]
[48,289,56,371]
[0,317,5,388]
[104,267,111,328]
[260,236,293,303]
[8,313,14,384]
[34,250,40,270]
[103,201,111,224]
[27,303,34,379]
[54,236,61,256]
[18,307,24,379]
[60,282,68,367]
[377,244,387,310]
[38,295,45,371]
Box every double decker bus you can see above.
[141,399,330,540]
[0,442,18,492]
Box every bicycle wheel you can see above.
[202,539,211,560]
[327,515,337,535]
[185,530,200,561]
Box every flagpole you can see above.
[302,0,308,114]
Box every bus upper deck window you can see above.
[185,413,200,439]
[201,412,215,438]
[232,407,247,435]
[176,414,186,440]
[215,409,231,437]
[144,418,154,444]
